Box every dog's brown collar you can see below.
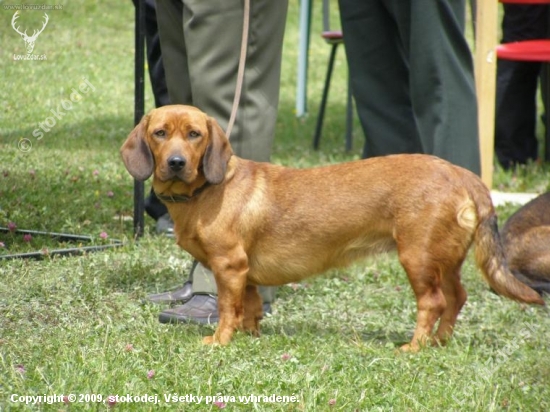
[154,182,211,203]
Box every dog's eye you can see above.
[153,130,166,138]
[189,130,201,139]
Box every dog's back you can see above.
[501,192,550,295]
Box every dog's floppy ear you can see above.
[203,117,233,184]
[120,115,154,181]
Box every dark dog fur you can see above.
[502,192,550,295]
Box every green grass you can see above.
[1,1,550,411]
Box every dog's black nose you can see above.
[168,156,186,172]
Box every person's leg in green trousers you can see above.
[339,0,481,175]
[148,0,287,324]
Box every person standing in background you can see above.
[338,0,481,175]
[495,4,547,169]
[147,0,289,325]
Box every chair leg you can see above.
[345,75,353,152]
[313,43,339,150]
[545,63,550,162]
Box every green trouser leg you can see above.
[339,0,481,175]
[156,0,287,161]
[156,0,288,303]
[191,263,276,303]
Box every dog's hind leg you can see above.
[434,265,467,345]
[398,250,447,352]
[242,284,263,336]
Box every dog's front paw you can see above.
[202,335,216,345]
[399,342,420,353]
[242,326,260,337]
[241,319,261,337]
[202,332,231,345]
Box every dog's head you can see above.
[120,105,233,185]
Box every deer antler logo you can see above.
[11,11,49,55]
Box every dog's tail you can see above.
[468,186,545,305]
[511,271,550,296]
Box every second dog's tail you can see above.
[473,204,545,306]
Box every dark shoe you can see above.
[147,281,193,305]
[159,294,219,325]
[158,294,272,325]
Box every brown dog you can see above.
[502,192,550,295]
[120,105,544,351]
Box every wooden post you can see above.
[474,1,498,188]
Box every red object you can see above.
[321,30,343,40]
[500,0,550,3]
[497,39,550,62]
[321,31,343,45]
